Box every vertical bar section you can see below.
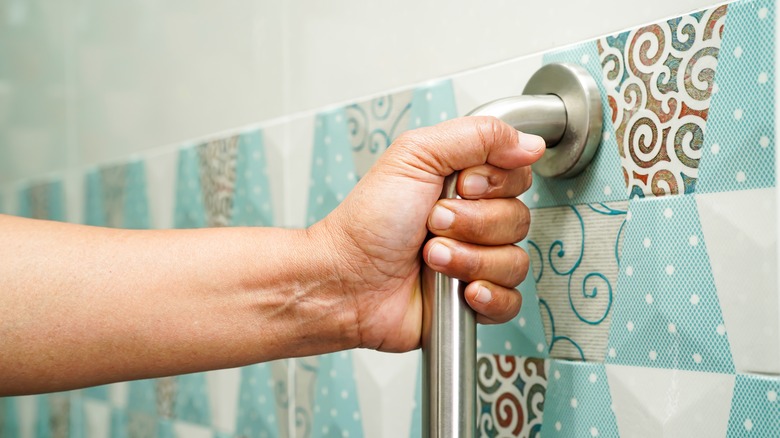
[422,173,476,438]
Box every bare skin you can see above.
[0,116,544,396]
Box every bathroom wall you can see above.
[2,0,779,437]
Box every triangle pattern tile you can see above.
[346,90,413,179]
[698,0,775,193]
[310,352,363,438]
[477,355,548,437]
[197,137,239,228]
[726,374,780,437]
[606,364,734,437]
[529,43,625,209]
[352,350,417,438]
[306,108,356,226]
[696,188,779,374]
[529,201,628,362]
[541,360,617,438]
[231,129,274,227]
[477,241,548,358]
[174,373,211,426]
[599,5,727,197]
[18,180,66,221]
[605,194,734,373]
[235,364,279,438]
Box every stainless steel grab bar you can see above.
[421,63,603,438]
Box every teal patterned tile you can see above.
[528,42,625,209]
[174,373,211,426]
[174,145,207,229]
[232,129,274,227]
[1,397,19,438]
[541,361,618,438]
[110,407,129,438]
[18,180,66,221]
[408,79,458,129]
[599,6,727,197]
[477,355,547,437]
[310,352,362,438]
[698,0,775,193]
[83,160,150,230]
[477,241,548,358]
[606,195,734,373]
[727,374,780,437]
[529,201,628,362]
[235,364,279,438]
[306,108,356,226]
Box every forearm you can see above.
[0,214,357,395]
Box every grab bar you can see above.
[421,62,603,438]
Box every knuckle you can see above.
[507,246,529,287]
[513,200,531,242]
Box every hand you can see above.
[312,116,545,352]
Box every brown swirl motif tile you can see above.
[197,136,239,227]
[477,355,548,437]
[598,5,727,197]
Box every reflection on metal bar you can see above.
[421,63,602,438]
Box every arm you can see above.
[0,116,544,396]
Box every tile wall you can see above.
[1,0,778,436]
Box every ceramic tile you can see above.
[309,352,362,438]
[726,374,780,436]
[606,194,734,373]
[606,364,734,437]
[174,129,275,229]
[476,355,548,437]
[346,90,413,179]
[477,241,548,358]
[17,179,66,221]
[525,43,626,209]
[174,373,211,426]
[599,6,727,197]
[83,160,150,229]
[144,149,178,229]
[528,201,628,362]
[540,360,618,438]
[351,350,417,438]
[83,399,110,438]
[698,0,775,194]
[234,364,283,438]
[293,355,319,438]
[696,188,779,375]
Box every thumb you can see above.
[389,116,546,178]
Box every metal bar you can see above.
[421,94,567,438]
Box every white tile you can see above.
[352,349,418,438]
[144,148,178,229]
[452,55,543,118]
[696,188,780,374]
[109,382,128,409]
[284,115,316,228]
[173,420,213,438]
[606,364,734,438]
[207,368,241,434]
[84,399,111,438]
[260,122,288,228]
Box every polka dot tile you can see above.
[231,129,274,227]
[83,161,151,231]
[84,169,106,227]
[235,364,279,438]
[407,79,458,128]
[122,161,151,229]
[526,43,626,209]
[69,392,85,438]
[410,358,422,437]
[1,398,19,438]
[540,360,619,438]
[157,418,175,438]
[698,0,775,193]
[478,241,549,358]
[311,352,363,438]
[127,379,158,416]
[307,108,357,226]
[606,195,735,373]
[174,145,207,229]
[727,374,780,437]
[174,373,211,426]
[110,407,129,438]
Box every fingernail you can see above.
[518,132,545,153]
[463,174,489,196]
[430,206,455,230]
[428,243,452,267]
[474,286,493,304]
